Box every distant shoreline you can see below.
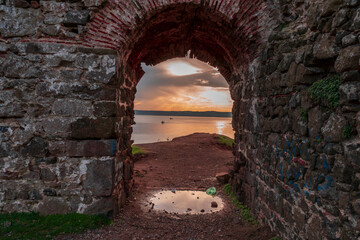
[135,110,232,118]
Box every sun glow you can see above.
[166,62,202,76]
[136,57,232,112]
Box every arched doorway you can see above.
[84,0,266,213]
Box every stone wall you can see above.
[231,0,360,239]
[0,41,118,214]
[0,0,359,239]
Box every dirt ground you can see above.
[60,133,275,240]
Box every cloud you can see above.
[135,58,232,112]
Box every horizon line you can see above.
[135,110,232,113]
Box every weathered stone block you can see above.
[341,71,360,83]
[52,99,92,117]
[321,0,344,17]
[0,103,26,118]
[338,191,350,208]
[1,53,40,78]
[343,138,360,166]
[334,158,353,183]
[307,106,323,137]
[40,168,56,181]
[216,172,230,184]
[82,159,113,196]
[75,54,100,69]
[83,0,104,7]
[342,34,357,47]
[357,111,360,135]
[351,199,360,214]
[22,137,48,157]
[35,157,57,165]
[48,141,66,156]
[44,13,63,25]
[313,35,338,59]
[84,70,115,84]
[41,25,60,36]
[294,207,306,231]
[339,82,360,103]
[38,198,71,215]
[60,70,82,81]
[292,108,308,135]
[29,189,42,200]
[0,6,40,37]
[94,101,116,117]
[13,0,30,8]
[71,117,117,139]
[352,7,360,30]
[66,140,114,157]
[43,188,57,196]
[64,10,89,26]
[335,46,360,72]
[22,42,76,54]
[37,118,70,138]
[40,1,67,12]
[83,197,113,215]
[279,54,295,73]
[321,113,348,142]
[332,8,348,28]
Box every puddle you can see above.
[147,190,224,214]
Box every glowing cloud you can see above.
[136,57,232,112]
[166,62,202,76]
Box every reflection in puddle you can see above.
[148,190,224,214]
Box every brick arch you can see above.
[84,0,266,80]
[83,0,269,213]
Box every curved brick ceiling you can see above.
[84,0,266,78]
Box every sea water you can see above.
[132,115,234,144]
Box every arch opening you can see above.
[122,2,260,81]
[132,56,234,144]
[106,2,263,212]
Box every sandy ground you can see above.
[59,133,275,240]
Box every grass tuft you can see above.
[0,212,112,240]
[131,145,145,155]
[223,184,257,225]
[300,108,308,123]
[342,125,352,139]
[217,135,235,148]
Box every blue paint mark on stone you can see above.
[275,140,279,156]
[317,175,333,191]
[279,164,284,180]
[111,141,117,156]
[0,126,9,133]
[323,155,328,170]
[305,140,309,161]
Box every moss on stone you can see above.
[308,74,340,109]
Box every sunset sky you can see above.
[135,57,233,112]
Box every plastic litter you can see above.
[206,187,216,196]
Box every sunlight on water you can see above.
[132,115,234,144]
[216,121,226,135]
[147,190,224,214]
